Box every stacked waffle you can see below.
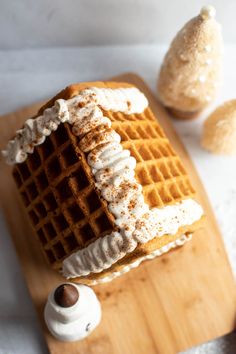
[3,81,204,285]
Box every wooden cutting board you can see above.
[0,73,235,354]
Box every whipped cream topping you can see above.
[89,234,192,285]
[2,87,148,165]
[44,283,101,341]
[63,199,202,278]
[3,85,203,279]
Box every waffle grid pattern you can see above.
[12,123,115,269]
[12,102,195,270]
[106,107,195,208]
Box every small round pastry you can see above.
[44,283,101,341]
[157,5,223,120]
[201,99,236,155]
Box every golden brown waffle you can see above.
[12,122,116,270]
[107,110,195,207]
[12,81,203,284]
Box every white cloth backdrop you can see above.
[0,0,236,49]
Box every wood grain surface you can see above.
[0,73,235,354]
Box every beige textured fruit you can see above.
[158,5,223,119]
[202,99,236,155]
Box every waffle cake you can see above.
[3,81,204,285]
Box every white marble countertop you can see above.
[0,45,235,354]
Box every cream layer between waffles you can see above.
[3,84,203,283]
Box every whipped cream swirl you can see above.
[2,87,148,165]
[63,199,202,278]
[89,234,192,285]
